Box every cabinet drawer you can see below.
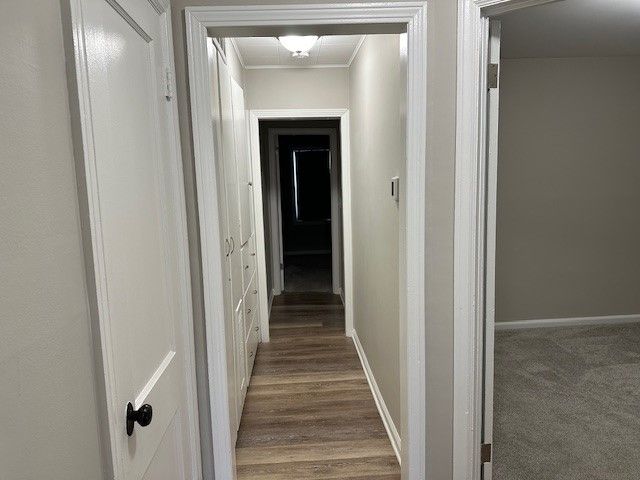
[245,317,259,378]
[241,235,256,294]
[243,275,258,339]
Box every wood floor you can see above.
[236,292,401,480]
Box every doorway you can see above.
[454,0,640,478]
[261,122,343,296]
[186,4,427,479]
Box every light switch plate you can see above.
[391,176,400,203]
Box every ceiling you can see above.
[500,0,640,58]
[231,35,365,68]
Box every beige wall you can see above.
[349,34,404,428]
[0,1,104,479]
[496,56,640,322]
[170,1,457,478]
[422,2,456,476]
[1,0,457,478]
[244,67,349,109]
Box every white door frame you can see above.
[264,125,342,296]
[267,127,285,296]
[186,3,427,479]
[66,0,201,478]
[251,113,350,341]
[453,1,562,478]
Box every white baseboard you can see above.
[338,286,345,305]
[495,313,640,331]
[268,290,275,316]
[351,330,401,463]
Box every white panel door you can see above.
[217,53,246,425]
[218,57,244,309]
[483,19,501,480]
[208,42,239,441]
[74,0,196,478]
[230,79,253,246]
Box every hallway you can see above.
[235,292,400,479]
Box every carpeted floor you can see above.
[494,324,640,480]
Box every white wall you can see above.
[496,56,640,322]
[0,1,104,478]
[227,40,245,87]
[349,34,404,428]
[244,67,349,109]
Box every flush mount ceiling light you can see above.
[278,35,319,58]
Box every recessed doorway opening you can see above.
[186,3,427,479]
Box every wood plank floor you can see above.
[236,292,400,480]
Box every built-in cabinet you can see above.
[210,45,260,441]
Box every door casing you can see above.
[185,3,428,479]
[251,113,351,342]
[265,125,342,297]
[453,1,564,479]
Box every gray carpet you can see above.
[494,324,640,480]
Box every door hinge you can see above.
[280,263,284,270]
[481,443,492,463]
[165,67,173,101]
[488,63,499,89]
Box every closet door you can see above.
[218,54,247,425]
[230,79,254,247]
[218,59,244,310]
[208,44,239,438]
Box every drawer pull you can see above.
[253,289,258,294]
[255,326,259,332]
[247,308,252,314]
[245,265,249,270]
[250,253,256,257]
[249,351,254,358]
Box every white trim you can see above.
[251,108,350,118]
[328,125,341,295]
[248,115,273,342]
[268,290,275,317]
[477,0,561,16]
[260,125,341,295]
[249,110,353,338]
[453,1,567,479]
[496,314,640,331]
[347,35,367,66]
[66,1,201,478]
[267,128,285,295]
[185,5,427,479]
[185,11,236,478]
[245,63,350,69]
[481,20,501,480]
[352,330,402,464]
[339,111,355,338]
[228,38,246,68]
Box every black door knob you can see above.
[126,402,153,436]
